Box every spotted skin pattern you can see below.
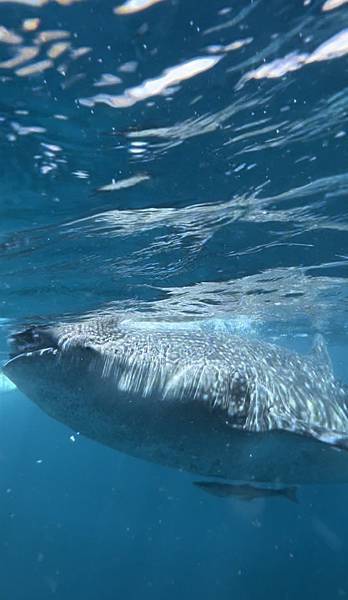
[51,317,348,439]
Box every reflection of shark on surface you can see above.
[3,315,348,488]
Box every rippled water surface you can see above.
[1,0,348,598]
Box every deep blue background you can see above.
[1,0,348,597]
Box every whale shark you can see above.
[3,315,348,485]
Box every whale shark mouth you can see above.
[7,326,60,361]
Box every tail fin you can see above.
[284,486,298,504]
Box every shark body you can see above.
[3,316,348,484]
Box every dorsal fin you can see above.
[310,334,333,373]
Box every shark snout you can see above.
[8,325,59,358]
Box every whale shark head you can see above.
[3,319,196,443]
[2,324,114,431]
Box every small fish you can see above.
[96,174,150,193]
[194,481,298,503]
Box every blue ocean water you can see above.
[1,0,348,597]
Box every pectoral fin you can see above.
[193,480,239,498]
